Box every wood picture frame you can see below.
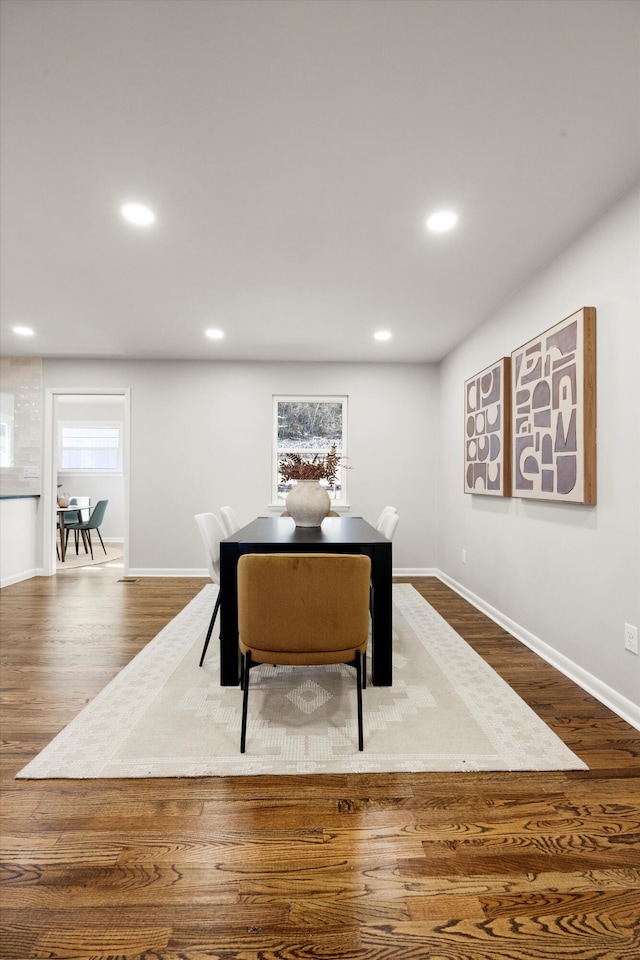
[511,306,596,504]
[464,357,512,497]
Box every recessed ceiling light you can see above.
[374,330,392,341]
[205,328,224,340]
[12,325,34,336]
[120,203,155,226]
[426,210,458,233]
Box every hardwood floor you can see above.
[1,570,639,959]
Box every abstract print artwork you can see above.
[464,357,511,496]
[511,307,596,504]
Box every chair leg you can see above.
[95,526,107,555]
[240,651,252,753]
[85,530,94,560]
[198,594,220,667]
[363,651,367,690]
[356,650,364,751]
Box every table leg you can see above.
[219,541,240,685]
[371,541,393,685]
[58,514,66,563]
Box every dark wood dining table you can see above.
[219,516,393,687]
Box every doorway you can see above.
[42,388,130,576]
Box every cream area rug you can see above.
[16,584,587,778]
[57,542,124,570]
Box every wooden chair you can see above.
[237,553,371,753]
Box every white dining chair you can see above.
[219,505,241,537]
[378,510,399,541]
[194,512,225,667]
[376,505,397,531]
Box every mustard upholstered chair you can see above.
[237,553,371,753]
[194,512,225,667]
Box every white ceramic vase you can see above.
[285,480,331,527]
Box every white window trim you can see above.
[271,395,349,509]
[57,419,124,476]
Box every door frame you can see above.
[42,387,131,576]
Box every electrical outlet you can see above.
[461,549,467,564]
[23,466,40,478]
[624,623,638,655]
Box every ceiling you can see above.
[1,0,638,364]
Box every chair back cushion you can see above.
[87,499,108,528]
[194,512,223,583]
[375,504,397,530]
[238,553,371,666]
[219,505,241,536]
[377,510,399,541]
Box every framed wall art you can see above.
[511,306,596,504]
[464,357,511,496]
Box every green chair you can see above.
[67,497,91,553]
[64,500,109,560]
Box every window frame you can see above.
[272,395,349,508]
[57,420,124,476]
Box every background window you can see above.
[58,422,122,472]
[273,396,347,504]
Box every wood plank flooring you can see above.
[1,570,639,959]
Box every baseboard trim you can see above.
[129,568,209,578]
[436,570,640,733]
[1,567,44,589]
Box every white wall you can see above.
[41,361,439,574]
[0,497,41,586]
[437,187,640,715]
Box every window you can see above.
[58,421,123,473]
[273,396,348,505]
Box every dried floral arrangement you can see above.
[279,444,342,484]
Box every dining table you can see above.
[219,515,393,687]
